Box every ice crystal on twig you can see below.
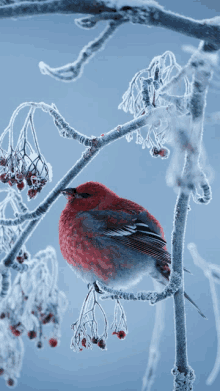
[118,50,191,158]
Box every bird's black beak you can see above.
[61,188,77,196]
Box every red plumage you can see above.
[59,181,206,318]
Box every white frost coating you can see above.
[201,16,220,26]
[105,0,163,11]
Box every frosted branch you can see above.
[96,272,182,303]
[0,266,11,298]
[165,41,217,204]
[39,18,126,82]
[171,191,192,389]
[0,1,218,49]
[75,11,128,29]
[0,102,177,229]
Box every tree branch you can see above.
[39,18,127,82]
[0,1,219,49]
[0,102,178,227]
[96,272,182,303]
[170,40,215,391]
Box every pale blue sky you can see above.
[0,0,220,390]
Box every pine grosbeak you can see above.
[59,181,205,318]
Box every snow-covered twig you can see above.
[96,272,182,303]
[39,18,127,82]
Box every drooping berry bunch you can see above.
[110,299,127,342]
[70,285,108,352]
[20,246,68,350]
[70,286,128,353]
[0,104,52,200]
[0,246,68,387]
[118,50,192,159]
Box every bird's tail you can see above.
[184,291,207,319]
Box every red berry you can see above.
[17,182,24,191]
[91,337,98,344]
[16,256,24,264]
[0,312,5,319]
[49,338,58,348]
[28,189,38,199]
[81,338,86,348]
[10,326,21,337]
[26,171,35,186]
[0,368,4,375]
[28,330,37,340]
[23,252,28,260]
[42,313,53,324]
[117,330,126,340]
[158,148,169,159]
[97,339,106,350]
[151,146,160,157]
[7,378,14,387]
[0,157,7,166]
[0,173,9,183]
[101,134,104,137]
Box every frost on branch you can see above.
[119,45,218,203]
[39,18,126,82]
[96,271,182,303]
[118,50,190,158]
[0,245,68,387]
[188,243,220,386]
[0,104,52,201]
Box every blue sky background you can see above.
[0,0,220,390]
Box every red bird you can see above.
[59,181,206,318]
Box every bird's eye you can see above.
[80,193,92,198]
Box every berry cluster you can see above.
[71,287,128,353]
[0,104,52,200]
[150,146,170,159]
[0,246,67,387]
[118,51,192,160]
[79,336,106,351]
[0,150,51,200]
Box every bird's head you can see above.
[61,181,117,211]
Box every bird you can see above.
[59,181,206,319]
